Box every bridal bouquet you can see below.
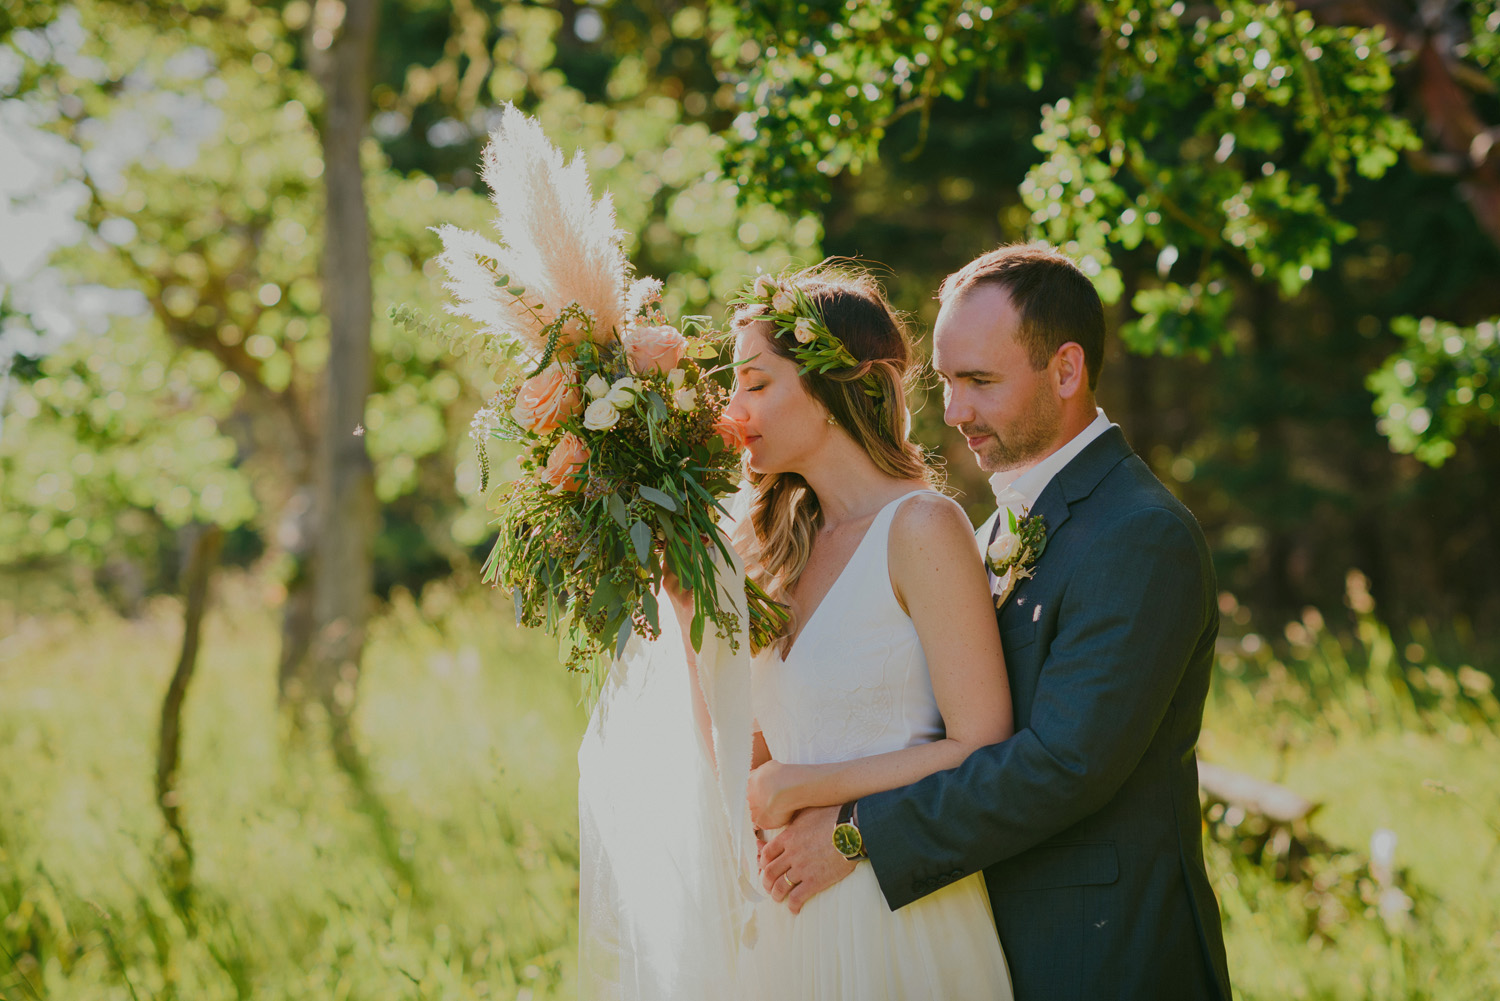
[425,106,786,671]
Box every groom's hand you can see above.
[759,804,855,914]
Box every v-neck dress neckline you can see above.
[777,489,933,663]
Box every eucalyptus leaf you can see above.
[614,616,634,660]
[690,610,705,653]
[629,520,652,564]
[642,588,660,633]
[607,493,629,529]
[638,485,679,512]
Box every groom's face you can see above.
[933,284,1061,474]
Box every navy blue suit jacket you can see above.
[859,427,1232,1001]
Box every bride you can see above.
[577,264,1014,1000]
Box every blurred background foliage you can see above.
[1,0,1498,998]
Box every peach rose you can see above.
[511,362,583,434]
[539,432,590,494]
[714,413,750,452]
[621,323,688,375]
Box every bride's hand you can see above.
[748,759,802,830]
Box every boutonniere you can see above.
[986,508,1048,608]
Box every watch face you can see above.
[832,822,863,859]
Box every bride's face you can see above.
[723,321,833,475]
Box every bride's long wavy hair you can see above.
[731,263,939,645]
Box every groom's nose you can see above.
[943,387,972,428]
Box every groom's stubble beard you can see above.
[966,375,1063,473]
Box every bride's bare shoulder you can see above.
[887,490,979,561]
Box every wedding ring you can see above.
[781,873,797,890]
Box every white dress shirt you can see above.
[977,408,1115,544]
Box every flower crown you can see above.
[728,273,886,404]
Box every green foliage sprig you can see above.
[1368,316,1500,467]
[727,273,885,400]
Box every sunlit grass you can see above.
[1201,593,1500,1001]
[0,574,587,1001]
[1,573,1497,999]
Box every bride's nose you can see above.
[723,389,750,422]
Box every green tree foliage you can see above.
[0,0,823,605]
[0,1,488,602]
[707,0,1500,637]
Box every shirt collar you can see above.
[989,408,1114,512]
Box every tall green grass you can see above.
[0,576,586,1000]
[0,572,1496,999]
[1202,582,1500,1000]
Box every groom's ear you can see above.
[1051,342,1088,399]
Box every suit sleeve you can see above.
[858,504,1212,910]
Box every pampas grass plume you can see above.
[434,104,631,357]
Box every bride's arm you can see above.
[748,494,1012,828]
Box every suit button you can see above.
[949,869,963,878]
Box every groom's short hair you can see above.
[938,243,1105,391]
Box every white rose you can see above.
[987,532,1021,565]
[672,387,697,412]
[667,367,686,389]
[582,398,621,431]
[605,386,636,408]
[793,317,816,344]
[584,374,610,399]
[611,376,640,393]
[770,290,795,314]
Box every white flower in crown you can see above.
[754,274,776,298]
[583,397,621,431]
[770,289,795,314]
[793,317,817,344]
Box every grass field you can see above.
[1,574,1496,1000]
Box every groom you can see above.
[758,243,1233,1000]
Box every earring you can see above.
[825,413,838,426]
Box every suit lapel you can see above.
[991,426,1135,610]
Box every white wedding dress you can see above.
[577,489,1011,1001]
[746,489,1012,1000]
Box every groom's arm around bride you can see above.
[769,244,1233,1001]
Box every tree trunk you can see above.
[157,523,224,911]
[288,0,380,727]
[275,486,317,707]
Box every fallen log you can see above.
[1198,760,1319,825]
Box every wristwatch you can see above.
[832,801,867,861]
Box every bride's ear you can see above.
[1051,342,1088,399]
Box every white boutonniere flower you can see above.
[986,507,1048,608]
